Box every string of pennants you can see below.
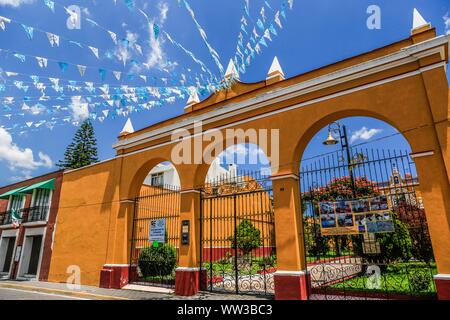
[233,0,294,74]
[0,15,214,87]
[0,0,294,134]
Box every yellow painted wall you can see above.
[48,159,119,286]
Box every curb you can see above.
[0,283,130,300]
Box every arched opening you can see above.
[130,161,181,289]
[298,116,436,300]
[199,143,276,296]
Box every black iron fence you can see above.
[199,170,276,296]
[129,184,181,288]
[0,206,49,225]
[300,148,437,300]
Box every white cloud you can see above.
[350,127,382,144]
[444,12,450,35]
[0,127,53,174]
[69,96,89,122]
[140,1,174,71]
[158,1,169,23]
[0,0,34,7]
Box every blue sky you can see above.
[0,0,449,186]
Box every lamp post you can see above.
[322,122,357,257]
[323,122,357,198]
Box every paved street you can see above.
[0,280,270,300]
[0,287,87,300]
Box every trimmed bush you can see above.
[229,219,262,256]
[138,244,177,277]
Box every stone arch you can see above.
[127,156,177,200]
[291,109,421,176]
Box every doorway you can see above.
[0,237,16,274]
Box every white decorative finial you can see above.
[186,90,200,107]
[120,118,134,135]
[224,59,239,80]
[267,56,285,80]
[412,8,429,30]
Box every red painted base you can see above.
[175,269,207,296]
[274,272,309,300]
[99,265,130,289]
[435,276,450,300]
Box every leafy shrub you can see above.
[138,244,177,277]
[409,272,431,292]
[229,220,262,256]
[257,255,276,269]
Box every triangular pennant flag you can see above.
[263,29,272,41]
[256,18,265,31]
[269,24,278,36]
[77,65,86,76]
[0,16,11,31]
[113,71,121,80]
[44,0,55,12]
[135,44,143,55]
[46,32,60,47]
[260,7,266,22]
[288,0,294,10]
[108,30,117,44]
[153,23,159,40]
[13,53,26,63]
[99,68,107,81]
[21,24,34,40]
[58,61,68,72]
[36,57,48,68]
[89,46,99,59]
[49,77,59,86]
[275,11,283,29]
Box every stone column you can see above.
[99,199,134,289]
[174,189,206,296]
[412,150,450,300]
[271,174,309,300]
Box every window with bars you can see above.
[29,189,51,222]
[150,173,164,187]
[8,195,24,212]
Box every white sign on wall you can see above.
[149,219,166,243]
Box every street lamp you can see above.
[322,122,357,198]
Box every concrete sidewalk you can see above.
[0,280,270,300]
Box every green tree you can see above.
[229,219,262,256]
[57,120,99,169]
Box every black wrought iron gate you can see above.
[300,148,437,300]
[129,185,180,288]
[199,173,276,296]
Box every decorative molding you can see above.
[103,264,130,268]
[270,174,300,181]
[434,274,450,280]
[176,267,201,272]
[180,189,201,195]
[112,35,449,151]
[410,151,435,159]
[114,62,444,161]
[119,199,135,204]
[274,270,307,277]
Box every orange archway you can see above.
[47,26,450,299]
